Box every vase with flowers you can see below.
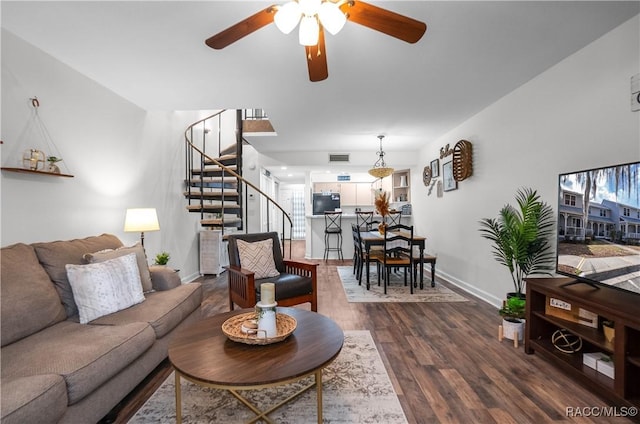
[375,191,390,234]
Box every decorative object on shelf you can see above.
[374,191,390,234]
[422,165,432,186]
[368,135,394,179]
[222,311,297,345]
[22,149,45,170]
[478,187,555,298]
[154,251,170,266]
[442,160,457,191]
[602,320,615,343]
[552,329,583,354]
[124,208,160,247]
[46,156,63,174]
[452,139,473,182]
[430,158,440,177]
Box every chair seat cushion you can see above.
[254,273,313,301]
[1,374,67,424]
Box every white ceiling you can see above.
[2,1,639,182]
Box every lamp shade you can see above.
[124,208,160,232]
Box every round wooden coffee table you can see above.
[168,307,344,424]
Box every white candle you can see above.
[261,283,275,305]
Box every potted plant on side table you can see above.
[479,187,555,345]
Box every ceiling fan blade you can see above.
[306,29,328,82]
[205,6,276,49]
[340,0,426,44]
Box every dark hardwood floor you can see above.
[104,241,636,423]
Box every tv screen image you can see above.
[556,161,640,295]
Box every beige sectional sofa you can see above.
[0,234,202,424]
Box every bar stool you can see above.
[323,211,343,261]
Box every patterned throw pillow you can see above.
[83,242,153,292]
[236,238,280,279]
[66,253,145,324]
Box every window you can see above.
[599,209,607,217]
[564,194,576,206]
[623,207,631,217]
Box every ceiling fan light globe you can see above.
[299,16,319,46]
[318,2,346,35]
[274,1,302,34]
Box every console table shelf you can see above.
[525,278,640,408]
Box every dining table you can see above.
[360,230,427,290]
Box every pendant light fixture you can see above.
[368,135,394,179]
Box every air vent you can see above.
[329,153,350,163]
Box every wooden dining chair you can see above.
[386,210,402,226]
[356,211,380,231]
[378,224,414,294]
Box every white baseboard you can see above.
[434,268,503,309]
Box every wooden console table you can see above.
[525,278,640,408]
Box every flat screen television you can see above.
[556,161,640,295]
[312,193,340,215]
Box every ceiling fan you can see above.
[205,0,427,82]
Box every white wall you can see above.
[1,30,203,281]
[411,16,640,306]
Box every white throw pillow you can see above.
[66,253,145,324]
[236,238,280,279]
[83,242,153,292]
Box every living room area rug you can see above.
[128,330,408,423]
[338,266,469,303]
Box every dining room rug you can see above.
[128,330,408,424]
[337,266,469,303]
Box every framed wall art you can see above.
[443,160,457,192]
[430,159,440,178]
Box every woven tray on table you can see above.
[222,312,297,345]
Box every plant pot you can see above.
[502,318,524,341]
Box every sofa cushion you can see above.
[237,238,280,279]
[0,374,67,424]
[83,242,153,292]
[1,320,155,404]
[91,283,202,338]
[149,265,182,291]
[1,243,67,347]
[66,253,145,324]
[32,234,124,317]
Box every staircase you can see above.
[183,109,293,255]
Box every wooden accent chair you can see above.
[226,232,318,311]
[377,224,414,294]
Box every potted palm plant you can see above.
[479,187,555,299]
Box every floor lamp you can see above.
[124,208,160,247]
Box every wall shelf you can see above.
[1,167,74,178]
